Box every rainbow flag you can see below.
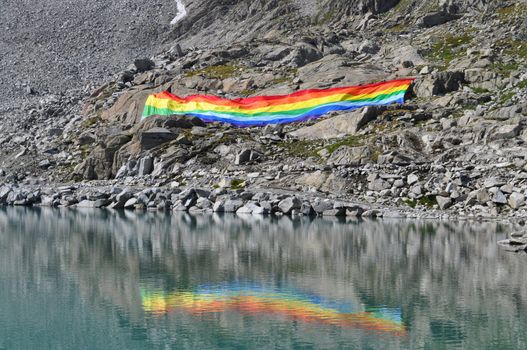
[141,283,407,336]
[142,78,414,127]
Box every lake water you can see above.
[0,207,525,349]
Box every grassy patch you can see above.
[82,116,101,128]
[497,4,527,20]
[403,199,417,209]
[326,135,364,154]
[517,80,527,89]
[371,146,383,163]
[393,0,425,13]
[471,87,490,94]
[497,5,517,18]
[271,68,298,85]
[502,40,527,59]
[387,22,411,33]
[271,76,291,85]
[239,89,257,97]
[403,196,438,209]
[500,91,516,104]
[185,64,240,80]
[231,179,246,190]
[427,34,472,65]
[419,196,438,208]
[492,61,520,75]
[277,140,321,159]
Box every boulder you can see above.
[77,132,96,146]
[138,127,177,150]
[493,190,507,205]
[508,192,525,210]
[312,199,334,214]
[235,149,262,165]
[328,146,372,166]
[322,208,346,216]
[223,199,244,213]
[76,199,108,208]
[138,156,154,176]
[283,42,323,68]
[213,200,225,212]
[100,85,155,125]
[418,11,460,28]
[436,196,452,210]
[369,179,390,191]
[490,124,521,141]
[116,189,133,203]
[295,171,330,190]
[289,107,382,140]
[81,134,132,180]
[407,174,419,186]
[300,202,315,216]
[484,106,522,121]
[134,58,155,72]
[414,71,465,97]
[298,54,386,89]
[278,197,301,214]
[196,197,213,209]
[124,198,138,209]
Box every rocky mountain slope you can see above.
[0,0,527,220]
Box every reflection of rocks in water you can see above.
[0,207,526,348]
[498,231,527,253]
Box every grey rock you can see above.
[138,156,154,176]
[278,197,301,214]
[490,124,521,141]
[223,199,244,213]
[493,190,507,205]
[328,146,372,166]
[134,58,155,73]
[139,127,177,150]
[476,188,490,204]
[436,196,452,210]
[252,205,269,215]
[322,208,346,216]
[39,159,52,168]
[76,199,108,208]
[213,200,225,212]
[484,177,505,188]
[485,106,522,121]
[362,209,381,217]
[414,71,465,97]
[418,11,460,28]
[196,197,213,209]
[358,40,380,54]
[0,186,13,202]
[124,198,138,209]
[300,202,315,216]
[235,149,262,165]
[77,132,96,146]
[508,192,525,210]
[407,174,419,186]
[312,199,333,214]
[236,205,253,214]
[290,107,382,140]
[369,179,390,192]
[116,189,133,203]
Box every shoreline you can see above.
[0,182,522,225]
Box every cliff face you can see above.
[0,0,527,219]
[0,0,493,99]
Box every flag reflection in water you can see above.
[141,283,406,336]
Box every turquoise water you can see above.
[0,207,525,349]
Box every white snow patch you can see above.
[171,0,187,25]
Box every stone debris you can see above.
[0,0,525,222]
